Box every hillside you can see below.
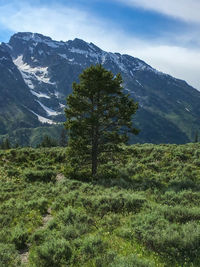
[1,144,200,266]
[1,32,200,145]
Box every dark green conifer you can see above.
[1,138,11,149]
[194,131,199,143]
[65,64,139,176]
[38,135,57,148]
[59,128,67,147]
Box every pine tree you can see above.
[65,64,139,176]
[1,138,11,149]
[194,131,199,143]
[59,128,67,147]
[38,135,57,148]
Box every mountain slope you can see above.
[0,32,200,145]
[0,45,41,135]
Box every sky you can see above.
[0,0,200,89]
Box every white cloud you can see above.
[127,45,200,89]
[0,3,105,43]
[0,1,199,90]
[114,0,200,23]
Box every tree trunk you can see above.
[92,139,98,176]
[91,91,100,177]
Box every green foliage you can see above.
[29,238,72,267]
[65,64,138,176]
[157,190,200,206]
[37,135,58,148]
[11,225,29,250]
[0,138,11,149]
[111,254,154,267]
[1,144,200,266]
[132,208,200,264]
[79,235,107,260]
[81,191,146,215]
[27,198,48,215]
[23,169,56,182]
[194,131,199,143]
[0,243,20,267]
[59,128,67,147]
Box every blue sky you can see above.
[0,0,200,89]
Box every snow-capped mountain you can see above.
[1,32,200,145]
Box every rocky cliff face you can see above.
[1,32,200,145]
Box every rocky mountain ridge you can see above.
[0,32,200,145]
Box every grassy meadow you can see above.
[1,144,200,266]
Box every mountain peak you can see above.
[8,32,67,55]
[67,38,92,51]
[0,31,200,145]
[10,32,53,43]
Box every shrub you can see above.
[31,229,49,244]
[97,162,121,180]
[11,226,28,250]
[100,214,121,232]
[64,164,92,182]
[29,238,72,267]
[111,254,154,267]
[79,235,107,260]
[60,225,79,240]
[56,206,93,234]
[27,198,49,215]
[131,173,165,191]
[23,169,56,182]
[83,192,146,215]
[95,251,117,266]
[116,226,134,240]
[0,243,20,267]
[6,168,20,178]
[159,205,200,223]
[132,208,200,263]
[169,177,199,191]
[157,190,200,206]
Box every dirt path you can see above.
[40,207,53,229]
[56,173,65,183]
[19,173,64,265]
[20,248,29,265]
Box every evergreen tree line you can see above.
[0,129,68,149]
[0,138,12,150]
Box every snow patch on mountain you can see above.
[59,103,65,109]
[58,53,74,62]
[29,47,34,53]
[54,91,61,98]
[20,71,35,89]
[5,43,13,50]
[30,109,56,124]
[30,90,50,99]
[134,61,147,71]
[37,100,61,116]
[69,47,99,61]
[13,55,55,87]
[109,53,127,73]
[101,53,107,64]
[8,69,14,75]
[38,50,44,55]
[135,80,143,87]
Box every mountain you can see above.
[0,32,200,145]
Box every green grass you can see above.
[1,144,200,266]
